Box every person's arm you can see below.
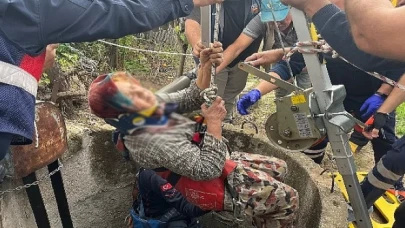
[255,74,284,96]
[216,34,254,73]
[141,170,208,217]
[254,52,307,95]
[363,73,405,139]
[359,83,394,119]
[43,44,59,71]
[255,52,307,96]
[216,14,264,73]
[0,0,216,55]
[269,52,307,81]
[125,123,228,180]
[377,83,394,96]
[245,48,287,66]
[311,4,405,72]
[185,6,202,57]
[156,42,223,113]
[236,56,304,115]
[345,0,405,61]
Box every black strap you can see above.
[48,160,74,228]
[225,178,238,200]
[375,91,388,99]
[23,173,51,228]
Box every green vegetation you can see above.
[396,103,405,136]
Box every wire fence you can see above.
[64,19,195,83]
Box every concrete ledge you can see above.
[0,122,347,228]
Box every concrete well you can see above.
[0,122,347,228]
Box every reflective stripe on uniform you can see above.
[368,171,394,190]
[377,160,402,182]
[0,61,38,96]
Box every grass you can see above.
[396,103,405,137]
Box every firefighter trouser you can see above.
[361,135,405,208]
[393,201,405,228]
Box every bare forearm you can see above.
[377,83,393,96]
[345,0,404,59]
[206,121,222,139]
[378,74,405,113]
[185,19,201,48]
[196,64,212,89]
[255,73,281,95]
[216,46,243,73]
[302,0,330,18]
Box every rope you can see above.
[98,40,193,57]
[201,3,222,106]
[283,40,405,91]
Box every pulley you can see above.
[238,62,325,151]
[264,88,324,151]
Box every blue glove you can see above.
[360,93,386,119]
[237,89,261,115]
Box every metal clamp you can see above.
[238,62,303,94]
[200,6,212,47]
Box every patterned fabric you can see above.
[124,82,229,181]
[89,72,160,118]
[230,152,299,228]
[116,79,298,226]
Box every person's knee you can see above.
[381,140,405,176]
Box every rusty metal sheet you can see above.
[11,101,68,179]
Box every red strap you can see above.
[354,124,363,133]
[192,132,202,144]
[365,116,375,125]
[115,135,126,152]
[222,160,237,177]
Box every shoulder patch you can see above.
[160,183,173,192]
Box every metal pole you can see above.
[200,6,212,47]
[290,8,372,228]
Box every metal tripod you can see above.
[290,8,372,227]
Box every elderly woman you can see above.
[88,42,298,228]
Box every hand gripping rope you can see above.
[200,3,222,106]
